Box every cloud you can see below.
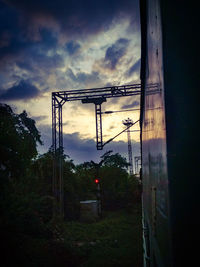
[0,0,140,95]
[126,58,141,77]
[0,30,64,92]
[92,36,139,87]
[0,80,40,100]
[121,100,140,109]
[63,133,140,165]
[0,29,64,91]
[104,38,130,70]
[16,49,64,73]
[37,125,104,162]
[4,0,140,38]
[37,124,140,165]
[65,41,81,55]
[66,68,102,87]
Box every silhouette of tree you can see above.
[0,103,42,179]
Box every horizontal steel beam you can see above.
[52,84,142,102]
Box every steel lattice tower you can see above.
[123,118,134,175]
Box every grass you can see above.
[62,203,143,267]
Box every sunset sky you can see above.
[0,0,141,165]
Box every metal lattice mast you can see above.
[127,127,133,175]
[52,93,64,217]
[95,104,103,150]
[123,118,134,175]
[82,98,106,150]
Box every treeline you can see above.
[0,103,141,264]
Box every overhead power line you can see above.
[102,108,140,114]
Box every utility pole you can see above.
[91,159,104,217]
[122,118,134,175]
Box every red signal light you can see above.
[94,178,99,184]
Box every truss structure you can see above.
[52,84,143,217]
[127,128,133,175]
[123,118,134,175]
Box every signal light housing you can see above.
[94,178,100,184]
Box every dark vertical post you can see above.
[134,157,137,174]
[52,93,64,218]
[52,93,57,216]
[95,104,103,150]
[136,158,138,174]
[97,183,102,217]
[127,128,133,175]
[58,103,64,217]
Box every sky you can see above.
[0,0,141,166]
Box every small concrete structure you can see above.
[80,200,98,222]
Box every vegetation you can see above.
[62,204,142,267]
[0,103,142,266]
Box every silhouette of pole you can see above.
[122,118,134,175]
[52,93,64,218]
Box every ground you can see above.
[2,203,142,267]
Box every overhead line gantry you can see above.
[51,82,159,217]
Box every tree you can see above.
[0,103,42,179]
[100,151,129,169]
[0,104,55,243]
[99,152,129,210]
[75,152,130,210]
[74,162,96,201]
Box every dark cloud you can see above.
[0,0,140,81]
[28,52,64,70]
[0,41,65,91]
[0,1,61,70]
[16,61,34,72]
[0,80,40,100]
[66,68,76,81]
[126,58,140,77]
[0,0,139,92]
[65,41,81,55]
[3,0,139,37]
[39,28,58,49]
[66,68,101,87]
[121,100,139,109]
[0,2,20,48]
[65,137,140,165]
[0,31,63,86]
[76,72,101,86]
[0,2,33,62]
[37,124,140,165]
[63,133,140,165]
[104,38,130,69]
[37,125,104,163]
[13,33,63,72]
